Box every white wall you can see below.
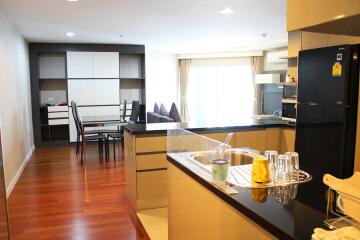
[145,49,178,111]
[0,13,34,196]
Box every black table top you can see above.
[167,152,327,240]
[124,118,295,136]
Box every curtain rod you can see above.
[177,51,263,59]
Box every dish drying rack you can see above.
[325,188,360,229]
[324,173,360,230]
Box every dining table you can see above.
[81,115,126,161]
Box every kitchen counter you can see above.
[167,152,327,240]
[124,118,295,136]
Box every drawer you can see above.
[137,170,167,200]
[136,154,167,170]
[48,106,68,112]
[136,136,167,153]
[49,119,69,125]
[48,112,69,119]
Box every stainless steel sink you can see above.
[188,148,261,167]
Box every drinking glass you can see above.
[277,154,291,183]
[285,152,299,181]
[265,150,278,183]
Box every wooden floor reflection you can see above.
[7,144,149,240]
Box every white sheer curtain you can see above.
[187,58,254,125]
[250,56,264,115]
[179,59,191,121]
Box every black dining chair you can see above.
[71,101,108,164]
[107,100,140,161]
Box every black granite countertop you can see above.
[124,118,295,135]
[167,152,327,240]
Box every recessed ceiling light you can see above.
[66,32,75,37]
[261,33,268,38]
[66,0,79,2]
[220,7,234,15]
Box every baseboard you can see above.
[6,145,35,198]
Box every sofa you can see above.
[147,103,182,123]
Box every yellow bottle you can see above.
[252,157,270,184]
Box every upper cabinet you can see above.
[39,54,66,79]
[67,51,120,78]
[120,55,142,79]
[93,52,119,78]
[67,51,94,78]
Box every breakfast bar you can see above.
[123,119,295,212]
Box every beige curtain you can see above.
[179,59,191,122]
[250,56,264,115]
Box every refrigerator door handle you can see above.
[309,102,319,106]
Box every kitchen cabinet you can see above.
[67,79,95,105]
[93,52,119,78]
[235,129,267,151]
[280,128,295,153]
[168,161,275,240]
[93,79,120,105]
[67,52,94,78]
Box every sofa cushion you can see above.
[147,112,162,123]
[154,103,160,114]
[159,116,175,123]
[169,103,182,122]
[160,104,169,117]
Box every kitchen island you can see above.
[124,119,295,211]
[167,151,326,240]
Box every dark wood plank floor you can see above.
[7,144,149,240]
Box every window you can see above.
[188,58,253,125]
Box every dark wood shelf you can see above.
[120,78,144,80]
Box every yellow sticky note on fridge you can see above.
[332,62,342,76]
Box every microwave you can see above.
[282,99,297,122]
[283,84,297,99]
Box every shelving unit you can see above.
[29,43,146,147]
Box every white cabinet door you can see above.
[67,52,94,78]
[93,79,120,105]
[93,52,119,78]
[94,106,120,117]
[69,106,95,142]
[68,79,95,106]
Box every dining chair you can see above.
[107,100,140,161]
[71,101,109,164]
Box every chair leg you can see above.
[76,136,80,154]
[113,138,116,161]
[80,140,84,165]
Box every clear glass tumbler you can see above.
[277,154,292,183]
[285,152,299,181]
[265,150,278,183]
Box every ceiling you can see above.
[0,0,288,54]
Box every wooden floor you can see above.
[7,144,149,240]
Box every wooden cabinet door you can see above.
[93,79,120,105]
[93,52,119,78]
[280,129,296,153]
[235,129,267,151]
[67,51,94,78]
[67,79,95,106]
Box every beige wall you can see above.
[0,13,34,196]
[287,0,360,31]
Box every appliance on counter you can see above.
[255,73,280,84]
[281,83,298,122]
[296,44,360,180]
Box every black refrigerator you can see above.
[295,44,360,210]
[295,45,360,211]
